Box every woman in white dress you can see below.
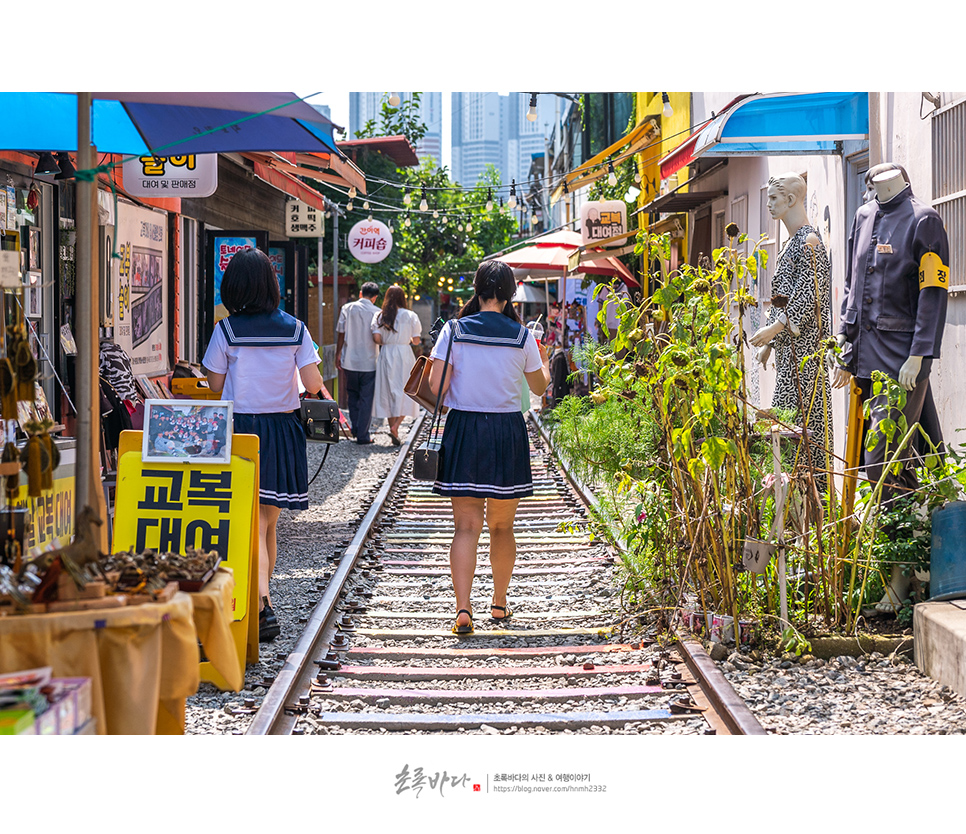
[371,285,422,445]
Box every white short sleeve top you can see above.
[430,312,543,413]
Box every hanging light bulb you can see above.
[457,224,463,232]
[634,170,642,184]
[530,211,538,226]
[389,92,401,107]
[363,201,370,210]
[368,213,374,221]
[662,92,673,118]
[433,209,439,219]
[526,93,538,122]
[347,201,353,211]
[403,190,412,206]
[442,215,448,224]
[499,197,505,212]
[486,189,493,212]
[419,189,428,212]
[404,214,411,227]
[607,161,617,187]
[348,186,357,200]
[508,180,517,209]
[466,221,472,232]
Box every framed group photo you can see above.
[142,399,233,465]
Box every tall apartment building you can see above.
[450,92,505,187]
[348,92,443,167]
[451,92,557,188]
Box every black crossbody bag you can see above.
[412,327,453,481]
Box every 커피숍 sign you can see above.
[348,219,393,263]
[122,154,218,198]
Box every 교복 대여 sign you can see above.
[113,453,256,620]
[121,154,218,198]
[579,200,627,246]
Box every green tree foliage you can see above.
[327,94,517,301]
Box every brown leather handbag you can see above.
[404,355,448,414]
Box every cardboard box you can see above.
[34,706,58,735]
[0,709,36,735]
[49,678,92,733]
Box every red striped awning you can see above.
[252,160,328,211]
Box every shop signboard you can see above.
[113,201,169,376]
[121,153,218,198]
[204,230,269,341]
[347,219,392,263]
[112,447,256,621]
[286,200,323,238]
[579,200,626,246]
[10,441,75,552]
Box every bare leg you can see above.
[388,416,404,438]
[449,496,485,628]
[486,497,520,615]
[258,503,282,610]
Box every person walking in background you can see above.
[202,248,323,642]
[428,261,551,635]
[371,285,422,446]
[336,282,380,445]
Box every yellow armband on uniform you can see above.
[919,252,949,291]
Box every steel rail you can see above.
[530,411,767,736]
[246,411,428,735]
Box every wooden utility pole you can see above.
[74,92,108,550]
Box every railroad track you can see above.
[246,412,765,736]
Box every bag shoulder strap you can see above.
[429,326,454,440]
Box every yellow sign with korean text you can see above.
[113,451,255,621]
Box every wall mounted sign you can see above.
[348,219,393,263]
[579,200,627,246]
[114,201,169,376]
[286,200,323,238]
[122,153,218,197]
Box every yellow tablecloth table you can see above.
[0,593,199,735]
[190,568,244,692]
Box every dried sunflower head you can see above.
[725,222,740,238]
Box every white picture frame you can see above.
[24,284,42,318]
[142,399,233,465]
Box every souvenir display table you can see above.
[0,568,239,734]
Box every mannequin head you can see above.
[872,169,909,203]
[766,173,807,221]
[864,162,910,203]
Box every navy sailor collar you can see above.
[218,309,305,347]
[452,311,527,348]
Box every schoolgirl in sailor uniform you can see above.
[429,260,551,636]
[203,248,323,641]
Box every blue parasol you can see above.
[0,91,342,156]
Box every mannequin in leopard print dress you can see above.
[749,173,833,491]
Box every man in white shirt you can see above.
[336,282,380,444]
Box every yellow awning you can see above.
[551,119,660,205]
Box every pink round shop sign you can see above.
[348,219,393,263]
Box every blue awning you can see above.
[685,92,869,161]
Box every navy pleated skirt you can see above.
[233,410,309,510]
[432,409,533,499]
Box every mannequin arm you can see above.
[898,355,923,391]
[749,318,784,347]
[830,334,852,389]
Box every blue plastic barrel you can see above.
[930,501,966,601]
